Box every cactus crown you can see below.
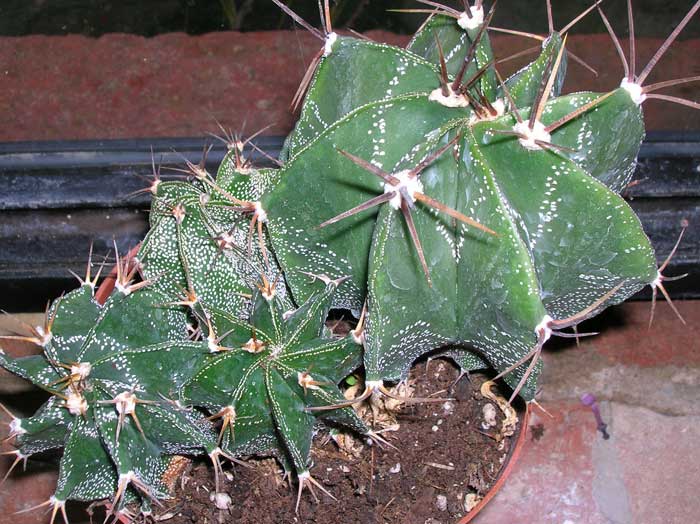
[1,0,697,520]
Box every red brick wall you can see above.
[1,31,698,141]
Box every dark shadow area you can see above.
[2,0,700,37]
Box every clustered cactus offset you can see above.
[1,0,697,521]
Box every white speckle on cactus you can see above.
[114,391,137,415]
[298,470,311,481]
[620,78,646,105]
[513,120,551,151]
[34,325,52,347]
[324,32,338,57]
[70,362,92,381]
[115,280,130,296]
[384,170,423,210]
[297,371,321,391]
[352,329,365,345]
[365,379,384,391]
[65,392,88,416]
[47,497,66,515]
[458,5,484,30]
[172,202,187,224]
[149,178,161,195]
[221,405,236,419]
[9,417,26,436]
[492,98,506,116]
[242,338,266,354]
[116,471,137,496]
[207,333,221,353]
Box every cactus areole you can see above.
[1,0,697,519]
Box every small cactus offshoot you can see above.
[0,255,220,521]
[181,274,372,512]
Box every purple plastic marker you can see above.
[581,393,610,440]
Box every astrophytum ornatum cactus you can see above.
[230,0,695,402]
[140,0,693,403]
[181,273,377,511]
[0,255,224,521]
[129,0,697,503]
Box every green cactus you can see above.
[1,0,698,519]
[181,273,375,511]
[136,0,688,406]
[0,256,224,520]
[137,146,284,323]
[246,2,659,403]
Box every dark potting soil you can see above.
[165,361,521,524]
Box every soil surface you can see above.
[164,361,521,524]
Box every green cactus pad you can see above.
[0,284,215,509]
[363,117,656,399]
[182,277,366,475]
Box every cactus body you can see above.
[182,277,367,474]
[0,284,215,511]
[252,16,656,399]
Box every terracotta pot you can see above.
[457,401,530,524]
